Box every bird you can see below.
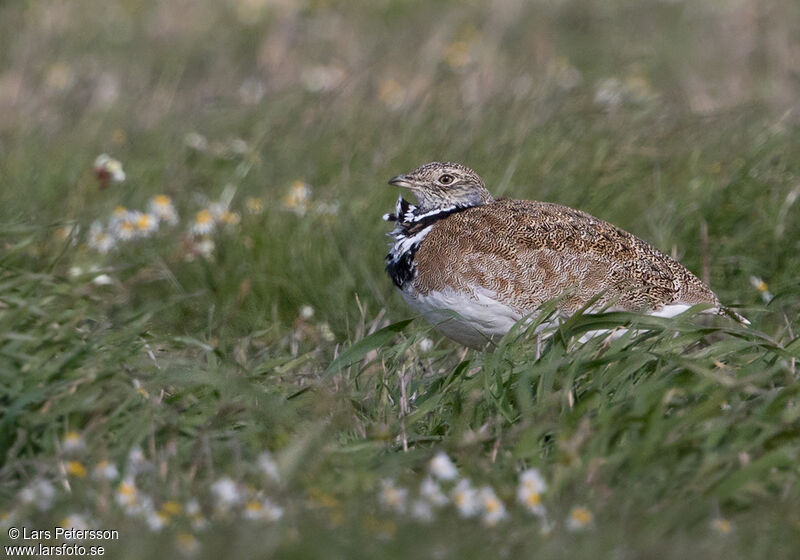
[383,161,747,349]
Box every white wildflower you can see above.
[190,210,215,236]
[194,238,215,259]
[18,478,56,512]
[108,206,134,239]
[115,478,138,508]
[410,499,434,522]
[0,511,16,530]
[132,211,158,237]
[127,493,154,518]
[92,460,119,481]
[208,202,227,221]
[132,378,149,399]
[479,486,508,526]
[113,218,137,241]
[517,468,547,516]
[210,477,240,510]
[300,65,344,93]
[282,180,311,215]
[127,446,148,474]
[60,514,89,534]
[244,498,283,522]
[62,431,85,454]
[711,517,733,535]
[749,276,773,303]
[185,498,209,531]
[185,499,201,517]
[148,195,179,226]
[109,205,131,224]
[519,468,547,494]
[594,78,625,109]
[419,477,448,507]
[379,479,407,514]
[92,274,114,286]
[314,201,340,216]
[262,499,284,522]
[299,305,315,320]
[54,223,80,245]
[451,479,480,518]
[94,154,126,184]
[551,57,583,90]
[184,132,208,152]
[239,77,265,105]
[145,510,166,531]
[228,138,248,155]
[318,322,335,342]
[88,222,116,254]
[175,533,201,556]
[191,514,209,531]
[429,451,458,481]
[257,451,280,482]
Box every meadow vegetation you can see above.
[1,0,799,558]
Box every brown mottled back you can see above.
[411,198,718,315]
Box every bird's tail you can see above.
[720,307,750,326]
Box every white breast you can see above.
[401,287,557,349]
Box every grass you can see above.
[1,0,800,558]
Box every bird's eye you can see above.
[438,174,454,185]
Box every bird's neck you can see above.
[383,196,482,229]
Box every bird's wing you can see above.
[412,199,718,313]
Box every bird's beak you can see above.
[388,174,413,188]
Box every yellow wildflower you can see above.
[175,532,200,555]
[135,213,158,236]
[111,128,127,146]
[160,501,182,517]
[63,431,85,454]
[749,276,772,303]
[712,518,733,534]
[282,180,312,215]
[221,210,241,226]
[479,486,507,526]
[116,479,138,506]
[566,506,593,531]
[443,40,471,68]
[65,461,87,478]
[378,78,405,110]
[246,197,264,214]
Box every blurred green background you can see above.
[1,1,800,558]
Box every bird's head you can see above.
[388,162,494,213]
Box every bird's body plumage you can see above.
[384,162,741,349]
